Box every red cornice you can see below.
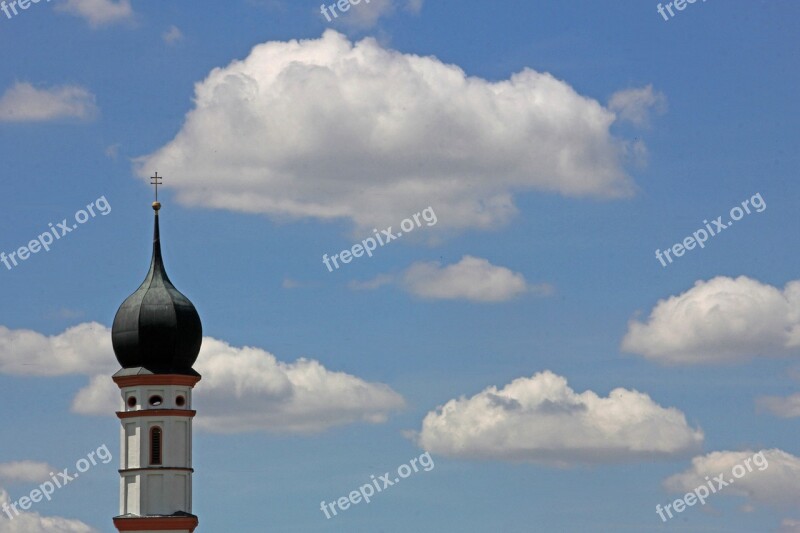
[113,375,201,388]
[119,467,194,474]
[114,516,198,531]
[116,409,196,419]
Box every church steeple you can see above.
[111,177,201,533]
[111,183,202,375]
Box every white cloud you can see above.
[55,0,133,27]
[0,322,115,377]
[162,25,183,44]
[756,393,800,418]
[321,0,422,28]
[0,83,98,123]
[71,375,119,413]
[191,338,405,432]
[348,274,395,291]
[405,0,424,14]
[27,324,406,434]
[0,462,54,483]
[781,518,800,533]
[608,84,666,127]
[282,278,302,289]
[135,31,637,234]
[104,143,120,159]
[336,0,394,28]
[664,449,800,508]
[348,256,552,301]
[0,490,97,533]
[281,278,321,289]
[414,370,703,465]
[622,276,800,365]
[402,255,548,302]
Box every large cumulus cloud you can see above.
[414,370,703,465]
[136,31,639,234]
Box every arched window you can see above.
[150,427,163,465]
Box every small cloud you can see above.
[105,143,121,160]
[247,0,286,10]
[281,278,320,289]
[46,308,86,320]
[0,322,115,377]
[348,274,395,291]
[282,278,302,289]
[609,84,666,127]
[162,25,184,44]
[0,82,98,123]
[622,276,800,365]
[756,393,800,418]
[405,0,424,14]
[402,255,542,302]
[323,0,394,29]
[55,0,134,28]
[621,138,649,168]
[0,488,98,531]
[0,461,55,483]
[664,449,800,508]
[348,256,552,301]
[781,518,800,533]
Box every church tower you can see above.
[110,188,202,533]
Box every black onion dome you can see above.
[112,204,202,374]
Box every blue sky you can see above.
[1,0,799,531]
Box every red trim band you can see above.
[117,409,197,419]
[114,516,198,531]
[113,375,201,388]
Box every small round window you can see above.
[149,395,163,407]
[175,395,186,407]
[127,396,137,408]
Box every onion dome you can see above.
[111,201,202,374]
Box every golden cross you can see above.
[150,172,163,202]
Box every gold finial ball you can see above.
[152,201,161,211]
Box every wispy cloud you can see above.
[756,393,800,418]
[665,449,800,508]
[0,489,97,532]
[348,274,395,291]
[55,0,134,28]
[351,256,552,302]
[162,25,183,44]
[608,84,667,127]
[321,0,423,30]
[0,461,55,483]
[0,82,98,123]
